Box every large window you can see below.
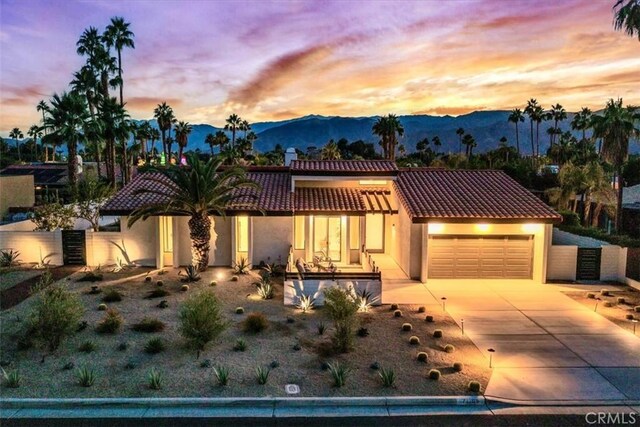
[349,216,360,250]
[236,216,249,253]
[313,216,341,261]
[294,216,305,249]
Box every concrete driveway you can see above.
[425,282,640,404]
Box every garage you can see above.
[427,235,534,279]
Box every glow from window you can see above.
[294,216,305,249]
[359,180,387,185]
[475,223,490,233]
[237,216,249,252]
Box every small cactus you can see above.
[453,362,464,372]
[402,323,412,331]
[433,329,443,338]
[390,303,399,310]
[210,281,217,287]
[443,344,455,353]
[144,276,152,282]
[235,307,244,314]
[417,352,428,362]
[181,284,189,292]
[418,306,426,313]
[156,280,163,287]
[626,314,635,320]
[616,297,626,304]
[425,315,434,322]
[409,336,420,345]
[600,289,610,296]
[603,301,613,308]
[634,306,640,313]
[428,369,441,380]
[586,292,596,299]
[97,303,107,311]
[231,275,239,282]
[393,310,402,318]
[468,381,481,393]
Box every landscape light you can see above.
[594,297,601,312]
[487,348,496,368]
[632,319,638,335]
[441,297,447,311]
[461,318,465,335]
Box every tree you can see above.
[72,175,115,231]
[432,136,442,150]
[71,65,102,173]
[455,127,465,154]
[323,287,359,353]
[372,114,404,160]
[462,133,476,157]
[321,140,341,160]
[174,120,193,161]
[179,290,227,358]
[153,102,176,160]
[571,107,593,143]
[416,137,429,153]
[32,203,75,231]
[9,128,24,161]
[205,130,229,156]
[149,127,161,158]
[549,103,567,146]
[128,153,259,270]
[225,114,242,148]
[37,100,49,161]
[613,0,640,40]
[97,96,130,186]
[592,98,640,230]
[525,99,540,156]
[508,108,525,154]
[27,125,42,162]
[103,17,135,106]
[498,136,510,163]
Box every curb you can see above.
[485,396,640,407]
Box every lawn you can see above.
[563,285,640,334]
[0,266,491,398]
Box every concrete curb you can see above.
[485,396,640,407]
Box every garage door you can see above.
[427,235,533,279]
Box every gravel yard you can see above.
[563,285,640,333]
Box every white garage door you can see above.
[427,235,533,279]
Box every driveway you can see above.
[425,281,640,404]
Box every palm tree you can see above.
[508,108,525,154]
[103,17,135,106]
[205,133,216,157]
[462,133,476,157]
[97,96,130,186]
[592,98,640,230]
[498,136,510,163]
[549,103,567,146]
[613,0,640,40]
[174,121,193,162]
[128,154,259,270]
[372,114,404,160]
[525,99,540,156]
[225,114,242,148]
[571,107,593,143]
[455,127,465,154]
[432,136,442,151]
[321,140,341,160]
[27,125,43,162]
[153,102,176,160]
[37,100,49,161]
[135,121,152,161]
[71,65,102,174]
[43,92,89,189]
[9,128,24,161]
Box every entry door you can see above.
[313,216,342,261]
[161,216,173,266]
[576,248,601,280]
[365,214,384,252]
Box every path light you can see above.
[487,348,496,368]
[594,297,601,312]
[461,318,465,336]
[632,319,638,335]
[441,297,447,311]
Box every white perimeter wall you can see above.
[546,246,578,281]
[252,216,292,266]
[86,216,157,267]
[390,203,422,280]
[600,246,627,281]
[0,230,64,264]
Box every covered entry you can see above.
[427,235,533,279]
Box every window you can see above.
[294,216,305,249]
[162,216,173,252]
[236,216,249,253]
[314,216,341,261]
[349,216,360,250]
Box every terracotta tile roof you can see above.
[101,171,291,215]
[290,160,398,176]
[294,187,365,214]
[394,169,561,223]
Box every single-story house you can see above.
[101,154,561,288]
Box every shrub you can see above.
[0,249,21,267]
[369,361,380,370]
[78,341,96,353]
[98,303,107,311]
[328,362,350,387]
[132,318,166,333]
[468,381,481,393]
[233,338,247,352]
[255,366,271,385]
[230,275,239,282]
[357,327,369,337]
[394,310,402,317]
[209,281,217,287]
[181,265,201,282]
[433,329,443,338]
[144,337,165,354]
[600,289,610,296]
[78,266,103,282]
[379,367,396,388]
[63,361,75,370]
[148,367,163,390]
[157,300,169,309]
[586,292,596,299]
[409,336,420,345]
[418,306,426,313]
[402,323,412,331]
[444,344,455,353]
[634,306,640,313]
[317,322,326,336]
[617,297,626,304]
[156,280,164,287]
[242,312,269,334]
[417,352,428,362]
[603,302,613,308]
[286,316,295,323]
[296,293,315,313]
[181,284,190,292]
[1,368,20,388]
[102,288,122,303]
[124,361,136,370]
[89,285,101,295]
[76,366,96,387]
[96,309,123,334]
[117,342,129,351]
[27,283,84,353]
[233,257,250,274]
[213,365,230,386]
[145,276,152,282]
[179,290,227,357]
[626,314,636,320]
[146,289,169,299]
[235,307,244,314]
[76,321,88,332]
[390,303,399,310]
[324,287,359,353]
[558,209,579,227]
[200,359,212,368]
[425,315,434,322]
[293,342,301,351]
[453,362,464,372]
[428,369,441,380]
[270,360,280,369]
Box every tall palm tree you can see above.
[508,108,524,154]
[103,17,135,106]
[462,133,476,157]
[613,0,640,40]
[432,136,442,150]
[592,98,640,230]
[549,103,567,146]
[27,125,42,162]
[43,92,89,189]
[174,121,193,161]
[455,127,465,154]
[9,128,24,161]
[205,132,222,156]
[97,96,130,186]
[153,102,176,161]
[525,99,540,156]
[37,100,49,161]
[71,65,102,174]
[372,114,404,160]
[571,107,593,143]
[321,140,341,160]
[225,114,242,148]
[149,127,161,158]
[128,154,259,271]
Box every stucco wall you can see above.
[86,216,157,267]
[284,279,381,306]
[0,220,36,231]
[0,230,63,265]
[252,216,292,266]
[0,175,35,218]
[175,216,231,267]
[546,245,578,281]
[390,202,422,279]
[600,245,628,281]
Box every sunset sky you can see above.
[1,0,639,133]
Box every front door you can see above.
[313,216,342,262]
[161,216,173,266]
[365,214,384,252]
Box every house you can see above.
[0,175,35,220]
[101,155,562,294]
[622,184,640,238]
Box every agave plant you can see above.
[233,257,250,274]
[181,265,201,282]
[253,276,274,299]
[296,293,315,313]
[328,362,351,388]
[354,288,378,313]
[262,262,281,278]
[213,365,230,386]
[1,367,21,388]
[0,249,21,267]
[148,367,163,390]
[34,248,54,270]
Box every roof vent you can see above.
[284,147,297,167]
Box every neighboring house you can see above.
[101,156,561,286]
[622,184,640,238]
[0,175,35,220]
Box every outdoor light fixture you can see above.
[429,223,444,234]
[487,348,496,368]
[476,223,490,232]
[441,297,447,311]
[521,224,540,233]
[594,297,601,312]
[632,319,638,335]
[461,318,465,335]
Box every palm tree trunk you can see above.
[515,122,520,154]
[122,139,129,184]
[109,138,117,187]
[535,122,540,158]
[16,141,21,161]
[188,212,211,271]
[68,139,78,190]
[583,193,592,227]
[615,169,624,232]
[178,146,184,163]
[118,49,123,106]
[592,203,603,227]
[530,121,534,156]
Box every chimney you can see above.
[284,147,297,167]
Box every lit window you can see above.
[237,216,249,253]
[294,216,305,249]
[359,180,387,185]
[349,216,360,250]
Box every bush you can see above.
[558,225,640,248]
[444,344,455,353]
[409,336,420,345]
[468,381,481,393]
[600,289,610,296]
[231,275,239,282]
[293,342,301,351]
[77,321,88,332]
[78,341,96,353]
[328,362,350,387]
[634,306,640,313]
[379,367,396,388]
[626,314,635,320]
[558,210,579,227]
[390,304,399,311]
[0,249,21,267]
[433,329,443,338]
[233,338,247,352]
[78,266,103,282]
[181,265,201,282]
[63,361,75,370]
[179,290,227,357]
[132,318,166,333]
[156,280,164,287]
[98,303,107,311]
[181,284,190,292]
[617,297,626,304]
[145,276,152,282]
[76,366,96,387]
[200,359,212,368]
[317,322,326,336]
[402,323,412,331]
[357,327,369,337]
[425,315,434,322]
[417,352,428,362]
[235,307,244,314]
[148,367,162,390]
[117,342,129,351]
[453,362,464,372]
[157,300,169,309]
[146,289,169,299]
[324,287,359,354]
[96,309,123,334]
[603,302,613,308]
[209,281,217,287]
[255,366,271,385]
[394,310,402,318]
[213,365,230,386]
[586,292,596,299]
[242,312,269,334]
[27,284,84,353]
[428,369,441,380]
[144,337,165,354]
[418,306,426,313]
[1,368,21,388]
[102,288,122,303]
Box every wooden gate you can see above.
[62,230,86,265]
[576,247,601,281]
